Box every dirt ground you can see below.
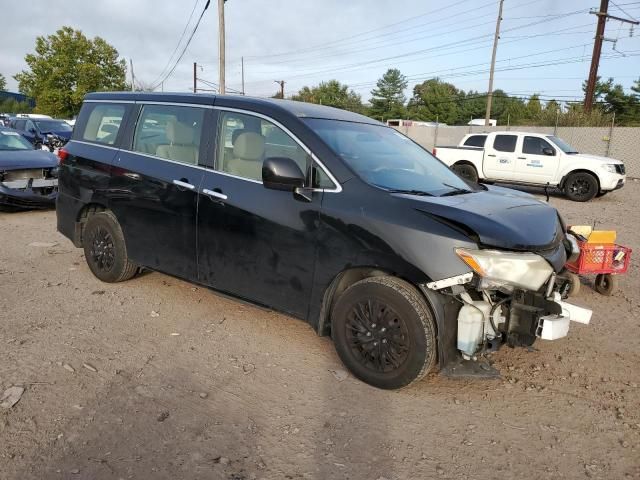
[1,182,639,480]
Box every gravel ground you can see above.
[1,181,639,480]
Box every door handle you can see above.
[203,188,228,200]
[173,179,195,190]
[517,157,526,160]
[487,154,496,157]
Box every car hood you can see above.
[571,153,623,165]
[0,149,58,169]
[400,185,564,251]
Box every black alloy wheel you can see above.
[564,172,598,202]
[331,276,436,390]
[83,211,138,283]
[345,299,410,373]
[452,163,479,183]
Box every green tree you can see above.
[526,94,542,119]
[407,78,463,124]
[369,68,407,120]
[291,80,363,113]
[15,26,127,118]
[0,73,6,91]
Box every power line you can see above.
[151,0,211,91]
[150,0,201,87]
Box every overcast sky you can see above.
[2,0,639,104]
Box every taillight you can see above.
[57,148,69,165]
[432,148,437,156]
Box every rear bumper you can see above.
[0,184,57,209]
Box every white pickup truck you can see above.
[434,131,626,201]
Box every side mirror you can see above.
[262,156,306,191]
[542,147,555,156]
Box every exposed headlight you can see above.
[456,248,553,291]
[601,164,617,173]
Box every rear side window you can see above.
[523,136,554,155]
[463,135,487,147]
[13,120,25,131]
[81,104,125,145]
[133,104,203,165]
[493,134,517,152]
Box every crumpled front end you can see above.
[424,231,591,365]
[0,167,58,210]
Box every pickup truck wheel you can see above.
[452,163,479,183]
[331,276,436,390]
[564,172,598,202]
[596,191,608,198]
[83,211,138,283]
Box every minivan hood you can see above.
[402,186,563,251]
[572,153,623,165]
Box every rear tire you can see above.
[564,172,598,202]
[452,163,479,183]
[83,211,138,283]
[595,273,617,296]
[331,276,437,390]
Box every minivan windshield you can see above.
[304,119,477,196]
[547,135,578,154]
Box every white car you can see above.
[433,131,626,201]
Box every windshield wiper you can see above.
[440,183,473,196]
[386,188,435,197]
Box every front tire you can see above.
[564,172,598,202]
[83,211,138,283]
[331,276,437,390]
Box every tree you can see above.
[526,94,542,119]
[0,73,6,91]
[369,68,408,120]
[291,80,363,113]
[407,78,463,124]
[15,26,127,118]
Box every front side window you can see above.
[217,111,313,183]
[523,136,554,156]
[81,104,126,145]
[493,134,517,153]
[133,105,203,165]
[304,118,476,196]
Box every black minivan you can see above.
[56,92,590,389]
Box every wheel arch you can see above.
[559,168,601,190]
[72,202,108,247]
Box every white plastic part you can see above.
[426,272,473,290]
[537,315,571,340]
[457,300,492,357]
[550,292,592,325]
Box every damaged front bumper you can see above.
[0,179,58,209]
[423,237,592,371]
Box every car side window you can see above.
[25,120,36,132]
[523,136,554,155]
[217,111,312,183]
[493,134,517,153]
[14,120,25,131]
[81,104,126,145]
[463,135,487,147]
[133,105,203,165]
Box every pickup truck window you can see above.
[523,136,555,156]
[493,134,517,153]
[463,135,487,147]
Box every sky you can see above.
[1,0,639,105]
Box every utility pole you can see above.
[485,0,504,126]
[274,80,285,99]
[241,56,245,95]
[218,0,226,95]
[193,62,197,93]
[584,0,638,111]
[130,59,135,92]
